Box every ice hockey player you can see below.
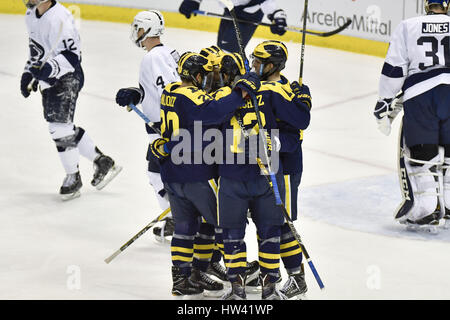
[115,10,179,240]
[217,40,311,300]
[21,0,121,200]
[374,0,450,232]
[149,52,259,297]
[250,41,311,299]
[194,49,261,287]
[178,0,287,52]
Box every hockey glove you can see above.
[29,61,55,82]
[115,87,143,108]
[150,138,170,161]
[374,97,403,136]
[268,9,287,36]
[20,72,38,98]
[179,0,200,19]
[234,72,261,100]
[291,81,312,109]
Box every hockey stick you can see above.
[256,159,325,289]
[127,103,162,135]
[193,10,352,38]
[299,0,309,85]
[104,207,171,264]
[219,0,283,205]
[220,0,324,289]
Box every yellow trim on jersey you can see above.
[284,175,291,218]
[259,81,295,101]
[0,2,389,58]
[216,177,221,226]
[164,82,213,106]
[208,179,218,196]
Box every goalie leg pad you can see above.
[396,143,444,222]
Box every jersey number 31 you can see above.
[417,36,450,70]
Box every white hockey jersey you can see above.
[379,13,450,102]
[25,1,81,90]
[139,44,180,123]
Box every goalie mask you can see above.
[130,10,165,48]
[177,52,214,90]
[23,0,50,9]
[425,0,450,13]
[251,40,288,80]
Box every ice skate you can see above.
[190,268,224,297]
[206,261,228,282]
[91,152,122,190]
[260,273,286,300]
[244,260,261,293]
[402,211,441,234]
[59,172,82,201]
[153,217,175,243]
[222,274,246,300]
[280,270,308,300]
[171,266,203,298]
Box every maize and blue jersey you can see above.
[159,82,244,183]
[216,79,310,181]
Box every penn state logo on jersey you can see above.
[29,39,45,63]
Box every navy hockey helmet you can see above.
[177,52,214,89]
[425,0,450,12]
[251,40,288,80]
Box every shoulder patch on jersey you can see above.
[172,86,213,105]
[211,87,233,100]
[259,81,294,101]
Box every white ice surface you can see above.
[1,14,449,300]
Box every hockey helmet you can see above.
[199,45,226,92]
[177,52,214,89]
[130,10,165,48]
[425,0,450,12]
[251,40,288,80]
[220,53,246,87]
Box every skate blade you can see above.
[405,223,439,235]
[245,286,262,293]
[95,165,122,190]
[60,190,81,201]
[172,293,204,300]
[203,289,225,298]
[444,219,450,230]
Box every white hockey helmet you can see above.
[23,0,50,9]
[130,10,165,48]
